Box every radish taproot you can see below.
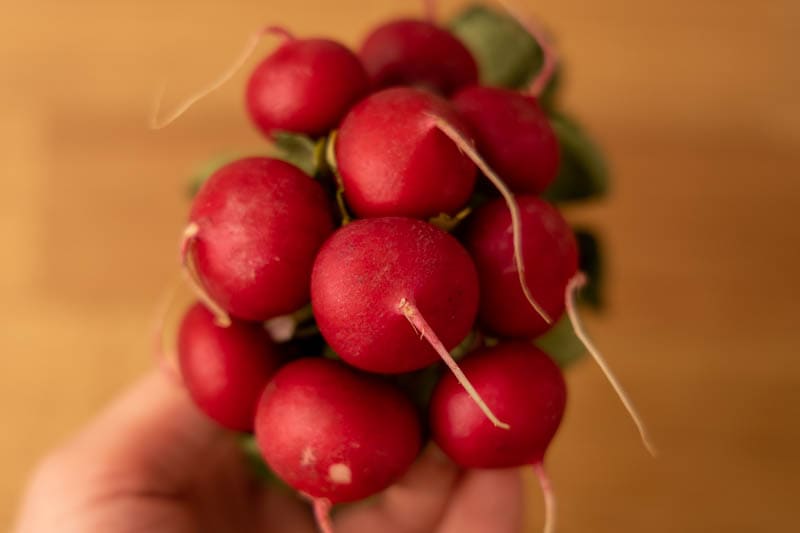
[465,195,578,338]
[247,37,369,138]
[254,358,422,524]
[178,302,283,431]
[358,19,478,95]
[184,157,334,323]
[430,342,566,533]
[334,87,476,219]
[311,217,508,428]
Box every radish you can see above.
[254,357,421,529]
[450,4,560,194]
[246,37,369,138]
[177,302,283,432]
[358,19,478,95]
[429,342,566,533]
[334,87,477,219]
[452,86,559,194]
[464,195,578,338]
[311,216,508,428]
[183,157,334,324]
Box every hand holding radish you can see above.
[13,371,524,533]
[14,3,653,533]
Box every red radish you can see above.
[177,302,283,431]
[465,195,578,338]
[311,217,507,428]
[254,358,421,518]
[184,157,334,323]
[358,19,478,95]
[565,273,657,456]
[452,86,560,194]
[430,342,566,533]
[334,87,476,219]
[246,38,369,138]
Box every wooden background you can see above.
[1,0,798,531]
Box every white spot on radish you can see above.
[328,463,352,484]
[264,315,296,342]
[301,446,316,467]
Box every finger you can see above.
[255,489,319,533]
[53,370,228,493]
[437,468,524,533]
[335,444,461,533]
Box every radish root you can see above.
[430,116,552,324]
[180,223,232,327]
[150,280,183,383]
[399,298,510,429]
[533,462,556,533]
[312,498,335,533]
[496,0,558,97]
[150,26,294,129]
[565,272,657,457]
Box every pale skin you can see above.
[13,371,524,533]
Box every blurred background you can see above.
[1,0,798,531]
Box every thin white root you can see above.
[149,26,293,129]
[496,0,559,97]
[312,498,335,533]
[150,279,183,383]
[180,223,232,327]
[565,272,658,457]
[399,298,510,429]
[430,116,552,324]
[533,462,556,533]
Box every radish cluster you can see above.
[164,4,636,533]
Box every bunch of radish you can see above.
[158,3,652,532]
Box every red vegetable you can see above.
[178,302,283,431]
[186,157,334,321]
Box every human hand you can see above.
[14,370,524,533]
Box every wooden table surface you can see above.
[1,0,798,531]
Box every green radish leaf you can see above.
[270,131,323,176]
[534,314,585,368]
[574,228,605,309]
[543,113,609,203]
[187,153,243,198]
[449,4,543,90]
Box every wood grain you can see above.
[1,0,798,530]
